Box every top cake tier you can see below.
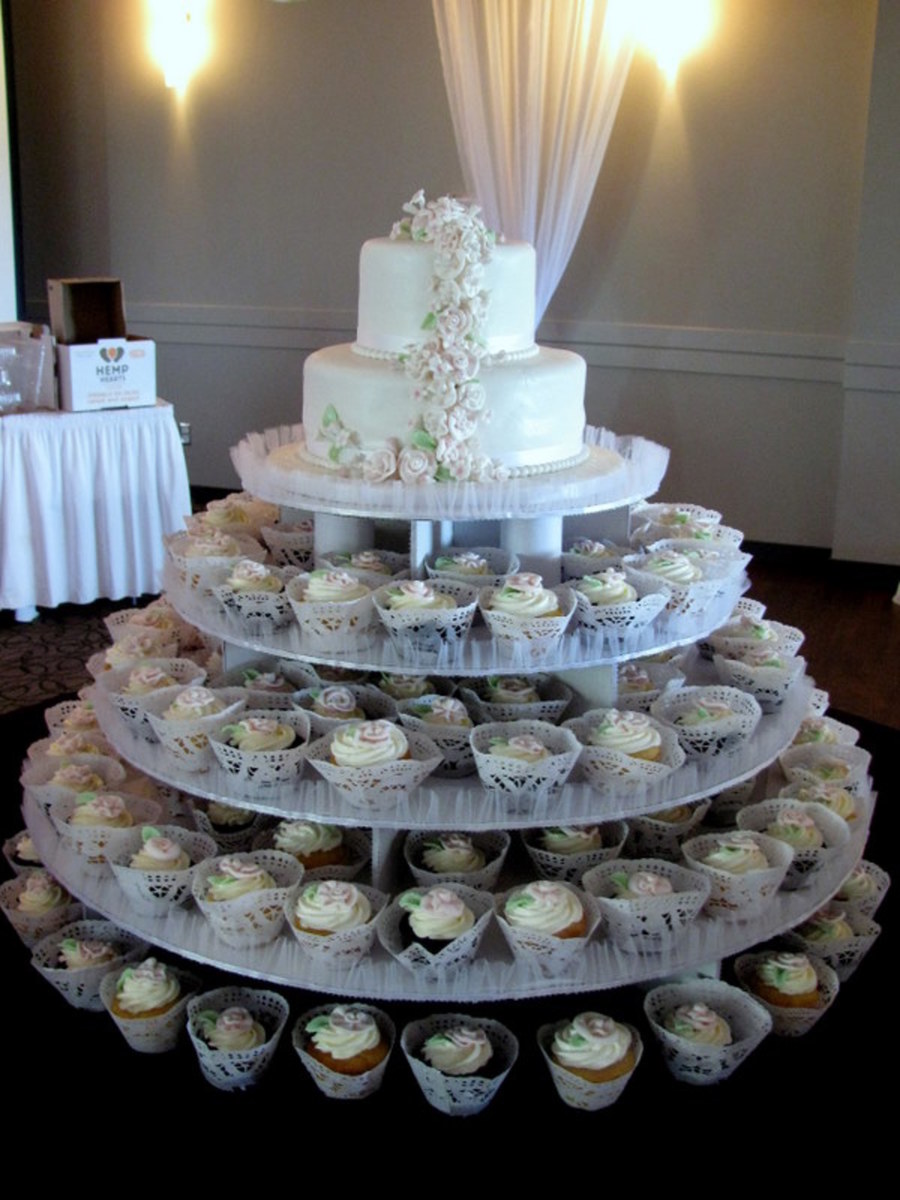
[356,237,536,356]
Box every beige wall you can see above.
[9,0,897,560]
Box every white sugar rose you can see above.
[360,448,397,483]
[398,446,436,484]
[457,381,486,412]
[423,407,450,438]
[436,305,474,341]
[447,405,478,441]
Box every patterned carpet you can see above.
[0,597,156,715]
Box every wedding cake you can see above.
[300,191,589,484]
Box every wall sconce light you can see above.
[147,0,213,95]
[625,0,715,85]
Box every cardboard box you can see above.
[47,277,156,411]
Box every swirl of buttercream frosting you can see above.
[197,1006,266,1051]
[205,857,276,902]
[422,834,485,873]
[331,720,408,767]
[114,958,180,1013]
[294,881,371,932]
[303,569,370,602]
[757,952,818,996]
[587,710,661,756]
[504,881,583,935]
[576,569,637,606]
[702,833,769,874]
[399,887,475,940]
[664,1003,732,1045]
[489,573,560,618]
[552,1013,631,1071]
[305,1006,382,1060]
[422,1027,493,1075]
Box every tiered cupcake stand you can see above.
[18,425,877,1005]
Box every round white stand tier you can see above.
[22,789,869,1002]
[231,424,669,520]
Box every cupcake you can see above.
[682,831,794,920]
[737,799,849,890]
[522,821,627,884]
[573,569,667,635]
[192,852,301,949]
[144,686,247,772]
[287,880,384,963]
[471,720,581,812]
[187,987,290,1092]
[404,830,509,891]
[643,979,772,1086]
[497,881,598,976]
[306,720,441,813]
[581,858,710,950]
[272,820,350,870]
[209,710,309,787]
[374,579,478,660]
[539,1013,641,1110]
[398,696,476,778]
[30,919,144,1013]
[379,884,491,977]
[101,957,198,1053]
[295,1003,394,1099]
[401,1014,518,1116]
[108,825,215,917]
[480,573,575,659]
[212,559,293,627]
[0,870,83,948]
[567,709,684,788]
[735,951,839,1037]
[286,569,375,649]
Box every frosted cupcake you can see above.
[294,683,397,738]
[398,695,477,777]
[143,686,247,772]
[306,720,442,813]
[192,851,302,948]
[522,821,627,883]
[480,573,576,659]
[539,1013,642,1110]
[0,870,83,948]
[736,798,849,890]
[567,708,684,788]
[212,559,293,628]
[373,579,478,660]
[295,1003,395,1099]
[573,568,667,635]
[682,831,794,919]
[209,710,310,787]
[581,858,710,950]
[286,569,375,649]
[401,1014,519,1117]
[378,884,492,978]
[471,720,581,812]
[786,905,880,982]
[30,918,145,1012]
[287,879,386,963]
[459,673,573,724]
[100,956,199,1053]
[187,986,290,1091]
[735,951,839,1037]
[496,880,599,977]
[108,824,216,917]
[404,829,510,890]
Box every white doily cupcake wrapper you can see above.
[622,563,730,620]
[316,548,409,590]
[373,581,478,662]
[681,832,795,920]
[164,531,266,594]
[458,676,573,724]
[286,575,376,650]
[96,660,208,742]
[377,885,493,980]
[23,756,127,814]
[253,826,371,883]
[211,577,296,630]
[471,720,581,813]
[521,821,628,883]
[713,653,806,713]
[538,1021,642,1110]
[560,546,626,581]
[30,919,147,1011]
[293,1003,395,1100]
[0,874,84,948]
[294,684,398,738]
[573,584,668,636]
[650,685,762,758]
[260,523,314,569]
[643,979,772,1084]
[143,688,248,772]
[785,913,881,982]
[100,966,200,1053]
[284,882,387,964]
[581,858,711,949]
[3,830,44,876]
[103,607,186,647]
[705,618,805,662]
[778,743,871,794]
[624,800,711,858]
[829,859,891,919]
[478,586,576,660]
[704,778,759,827]
[615,662,686,713]
[426,545,518,587]
[401,1014,519,1116]
[565,712,685,786]
[397,702,477,778]
[305,729,442,812]
[107,826,217,916]
[191,851,303,948]
[43,698,101,735]
[187,985,290,1091]
[207,708,310,787]
[28,731,115,764]
[188,803,270,852]
[733,952,839,1037]
[49,794,163,874]
[403,830,511,890]
[495,884,600,977]
[737,799,850,891]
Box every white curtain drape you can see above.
[432,0,634,324]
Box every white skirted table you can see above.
[0,401,191,619]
